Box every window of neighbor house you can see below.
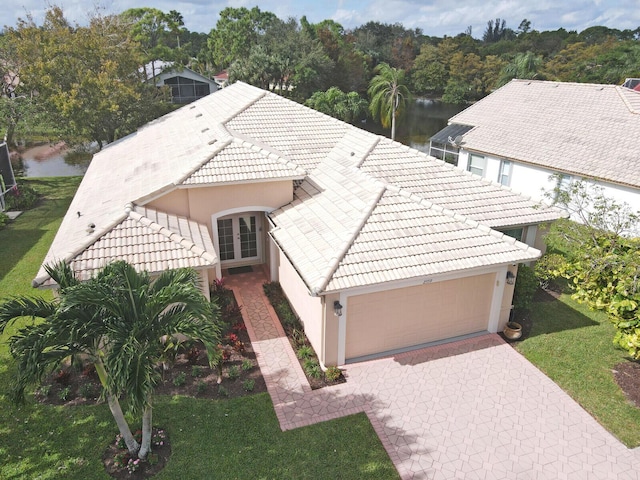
[498,160,512,186]
[499,227,524,242]
[468,154,486,176]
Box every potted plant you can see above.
[503,321,522,340]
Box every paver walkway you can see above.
[226,268,640,480]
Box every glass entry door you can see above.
[216,213,261,265]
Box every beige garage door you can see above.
[345,274,495,360]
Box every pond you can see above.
[359,98,466,153]
[18,142,93,178]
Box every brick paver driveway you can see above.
[227,270,640,480]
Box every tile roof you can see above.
[38,81,563,292]
[183,138,305,185]
[360,139,562,228]
[35,207,216,286]
[450,79,640,189]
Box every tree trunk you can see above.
[95,357,139,455]
[138,403,153,460]
[108,393,140,455]
[391,94,397,141]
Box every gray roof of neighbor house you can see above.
[450,79,640,189]
[35,82,564,292]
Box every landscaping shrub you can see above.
[303,358,322,379]
[242,379,255,391]
[4,182,40,210]
[79,383,95,399]
[534,253,567,290]
[513,264,538,311]
[241,359,253,371]
[325,366,342,382]
[296,345,313,359]
[58,386,72,401]
[228,365,240,380]
[191,365,203,377]
[173,372,187,386]
[0,212,8,230]
[217,385,229,397]
[196,380,207,394]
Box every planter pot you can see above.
[503,321,522,340]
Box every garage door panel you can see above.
[346,274,494,360]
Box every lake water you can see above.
[18,99,464,177]
[360,98,465,153]
[21,143,93,177]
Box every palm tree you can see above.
[497,51,544,87]
[0,261,220,460]
[0,262,141,455]
[368,62,411,141]
[62,261,220,459]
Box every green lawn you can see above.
[515,292,640,447]
[0,177,399,479]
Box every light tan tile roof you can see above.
[36,207,216,286]
[270,155,540,293]
[182,138,305,185]
[450,79,640,189]
[226,93,349,172]
[38,81,562,292]
[360,139,562,228]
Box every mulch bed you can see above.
[613,361,640,408]
[103,428,171,479]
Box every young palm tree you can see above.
[497,51,544,86]
[63,261,220,459]
[0,262,141,455]
[368,62,411,140]
[0,261,220,460]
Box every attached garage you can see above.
[345,273,495,361]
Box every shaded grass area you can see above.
[515,293,640,447]
[0,177,399,479]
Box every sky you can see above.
[2,0,639,38]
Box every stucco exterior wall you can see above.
[147,182,292,233]
[277,249,324,361]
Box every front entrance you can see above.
[216,213,262,266]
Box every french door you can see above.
[216,213,261,265]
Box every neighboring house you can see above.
[35,82,564,367]
[213,70,229,89]
[430,79,640,215]
[143,61,218,104]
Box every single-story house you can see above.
[143,61,218,104]
[430,79,640,214]
[35,82,564,366]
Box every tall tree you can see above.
[368,62,410,140]
[207,7,277,69]
[497,51,544,86]
[5,7,170,148]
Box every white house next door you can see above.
[216,213,262,266]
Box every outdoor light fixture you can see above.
[333,300,343,317]
[506,271,516,285]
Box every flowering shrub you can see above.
[127,457,141,473]
[232,321,247,332]
[151,429,167,447]
[113,451,128,468]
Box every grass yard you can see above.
[515,292,640,447]
[0,177,399,479]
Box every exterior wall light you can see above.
[333,300,343,317]
[506,271,516,285]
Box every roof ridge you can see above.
[310,183,387,295]
[232,137,307,176]
[220,87,267,125]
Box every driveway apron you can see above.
[226,269,640,480]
